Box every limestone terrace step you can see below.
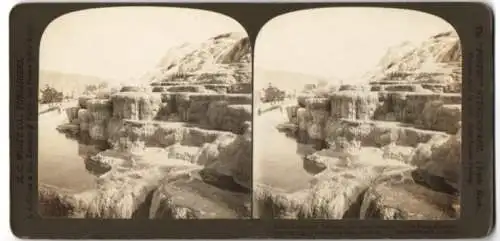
[336,119,449,147]
[160,92,252,105]
[377,91,461,105]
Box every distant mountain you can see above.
[365,30,462,84]
[141,32,251,84]
[39,70,117,97]
[254,68,342,92]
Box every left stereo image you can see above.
[38,6,253,219]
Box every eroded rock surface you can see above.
[360,169,460,220]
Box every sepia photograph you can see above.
[253,7,462,220]
[38,7,252,219]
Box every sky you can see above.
[254,7,456,83]
[40,7,246,81]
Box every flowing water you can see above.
[254,108,316,192]
[38,110,105,192]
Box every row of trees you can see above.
[40,81,110,104]
[39,85,64,104]
[82,82,109,95]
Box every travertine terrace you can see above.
[254,31,462,220]
[43,32,253,219]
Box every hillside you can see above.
[142,32,251,84]
[41,32,252,97]
[366,30,462,87]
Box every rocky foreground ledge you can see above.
[255,81,461,220]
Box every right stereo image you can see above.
[253,7,462,220]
